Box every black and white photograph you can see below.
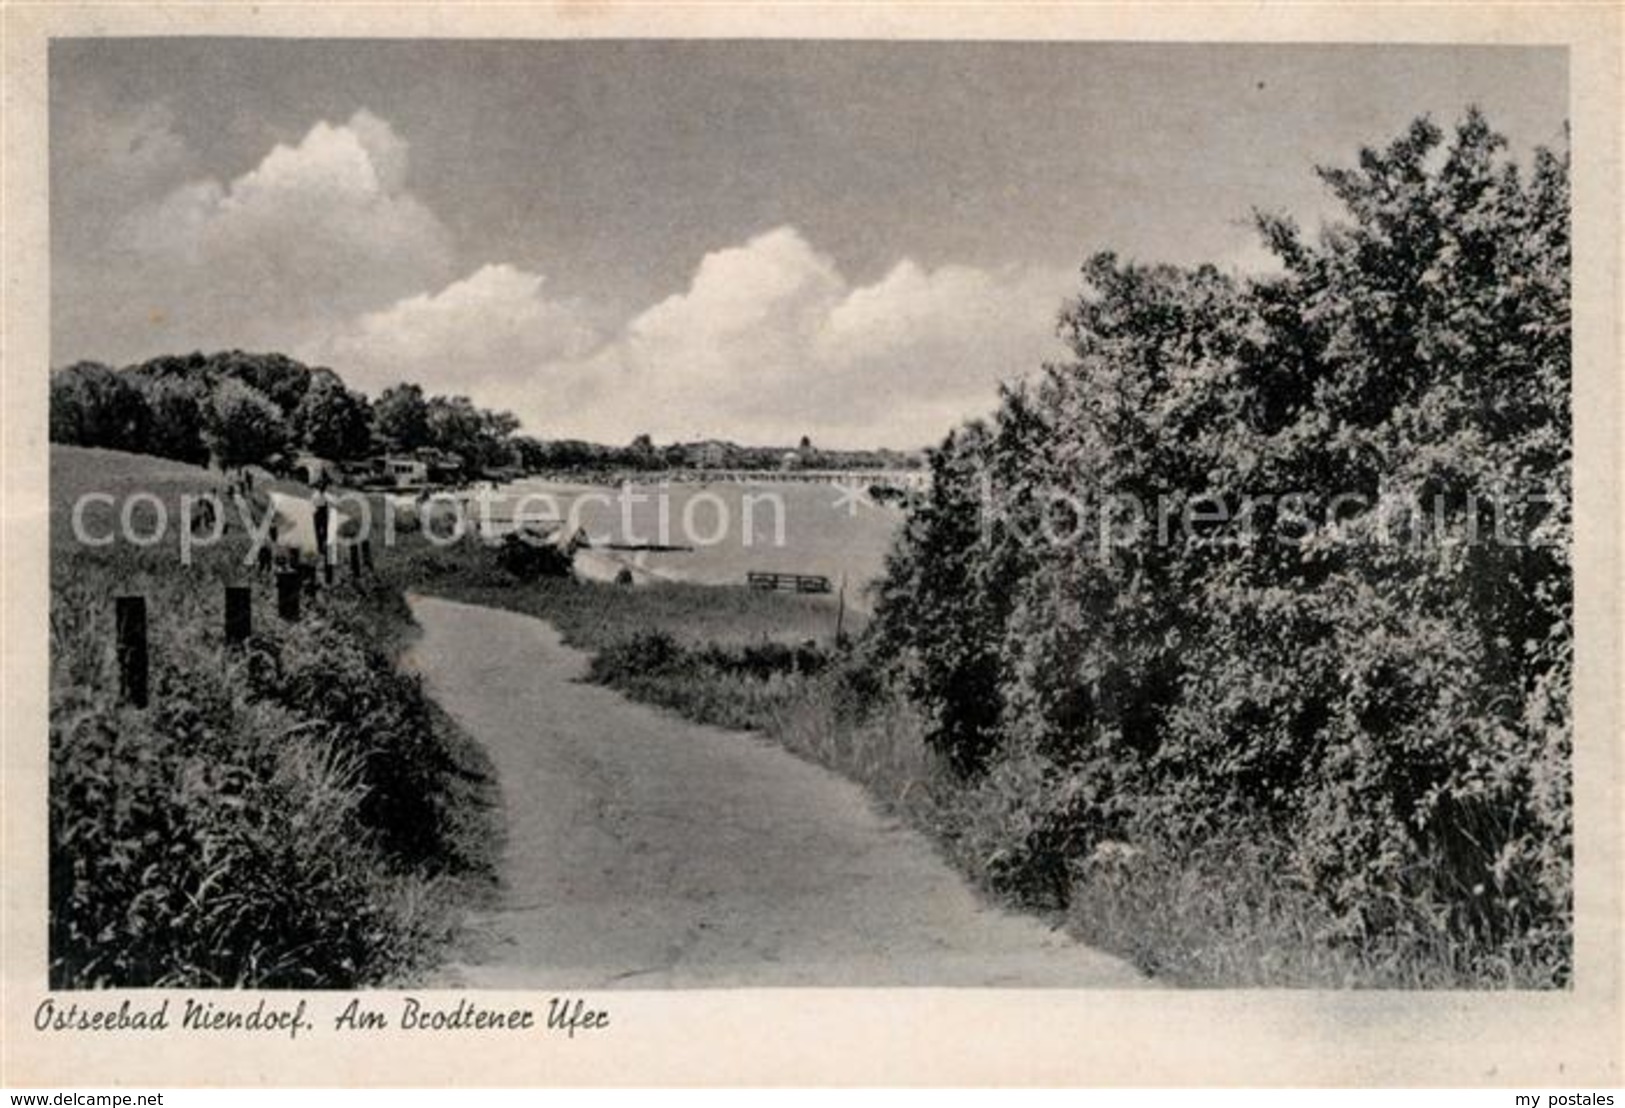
[39,34,1578,989]
[4,3,1621,1091]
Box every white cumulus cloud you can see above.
[555,227,1073,447]
[314,224,1076,448]
[309,263,602,399]
[83,110,456,361]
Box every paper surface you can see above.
[2,2,1619,1088]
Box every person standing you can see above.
[312,473,333,560]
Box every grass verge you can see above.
[49,446,499,987]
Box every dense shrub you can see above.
[871,111,1571,981]
[592,631,831,685]
[589,629,694,683]
[584,630,834,732]
[695,639,830,680]
[494,531,575,580]
[48,475,495,988]
[257,613,462,869]
[48,687,436,987]
[872,423,1012,776]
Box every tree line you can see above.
[515,434,921,474]
[49,350,526,477]
[50,351,921,480]
[869,111,1571,977]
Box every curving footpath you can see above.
[405,594,1148,989]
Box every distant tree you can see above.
[510,435,549,472]
[484,409,521,440]
[295,373,374,461]
[212,351,314,417]
[144,377,209,464]
[536,439,592,469]
[627,433,657,470]
[128,351,211,383]
[425,395,483,457]
[423,395,521,472]
[799,435,813,451]
[203,378,287,470]
[374,383,431,451]
[476,410,523,469]
[49,362,151,452]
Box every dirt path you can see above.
[404,594,1147,988]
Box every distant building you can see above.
[684,440,731,469]
[381,455,428,486]
[375,448,466,486]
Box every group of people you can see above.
[224,467,256,500]
[242,468,346,581]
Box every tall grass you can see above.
[1059,830,1549,988]
[49,446,498,988]
[768,666,1553,986]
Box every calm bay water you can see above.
[484,478,905,607]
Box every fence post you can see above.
[349,542,362,581]
[225,585,252,645]
[114,595,149,708]
[323,548,335,586]
[361,539,374,572]
[276,570,301,622]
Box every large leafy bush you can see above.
[871,111,1571,979]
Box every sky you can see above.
[50,40,1566,448]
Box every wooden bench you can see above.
[746,571,832,594]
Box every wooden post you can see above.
[834,572,847,646]
[114,595,149,708]
[349,542,362,580]
[276,570,301,622]
[225,586,252,645]
[361,539,374,572]
[323,548,335,586]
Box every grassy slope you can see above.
[48,446,498,987]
